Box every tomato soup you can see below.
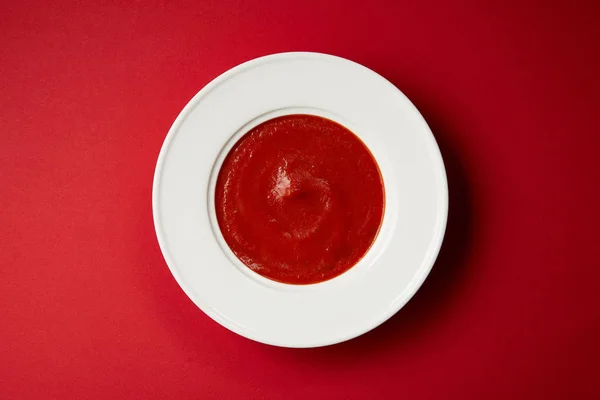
[215,114,384,284]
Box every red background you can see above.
[2,1,599,398]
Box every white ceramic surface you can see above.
[153,52,448,347]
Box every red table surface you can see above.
[2,1,599,399]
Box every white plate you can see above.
[153,52,448,347]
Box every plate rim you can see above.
[152,51,448,347]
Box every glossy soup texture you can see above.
[215,114,385,285]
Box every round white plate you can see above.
[153,52,448,347]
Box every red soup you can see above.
[215,114,385,285]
